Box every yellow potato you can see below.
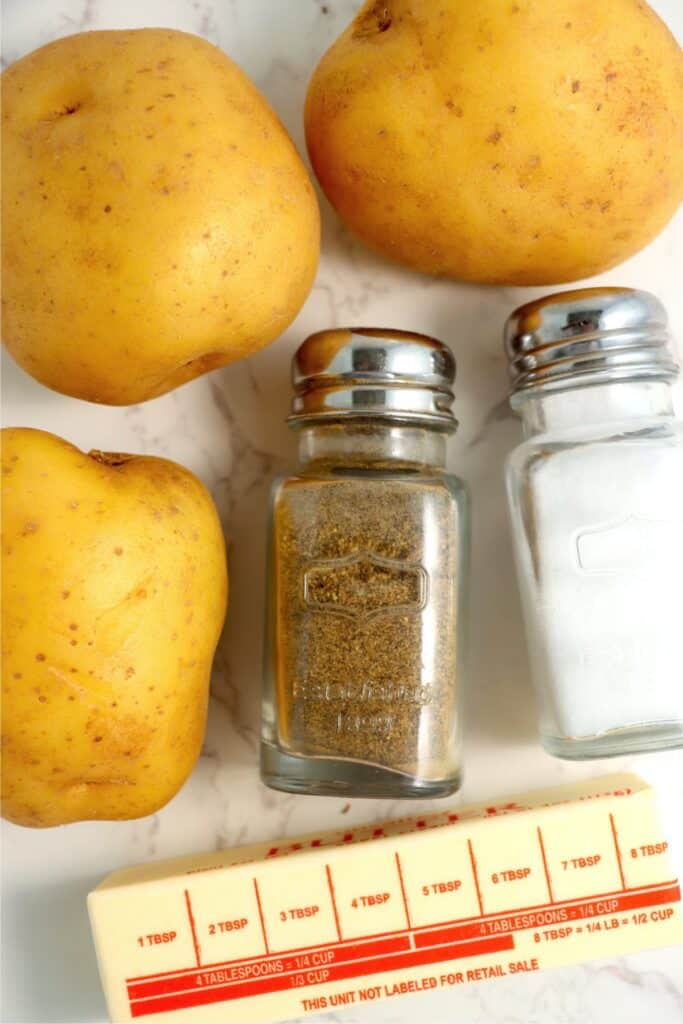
[305,0,683,285]
[1,29,320,404]
[1,427,227,827]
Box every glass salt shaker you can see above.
[505,288,683,759]
[261,328,469,797]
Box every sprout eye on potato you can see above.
[0,29,320,405]
[305,0,683,285]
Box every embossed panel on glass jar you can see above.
[274,474,460,775]
[261,328,468,798]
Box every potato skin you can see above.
[1,29,320,404]
[305,0,683,285]
[1,427,227,827]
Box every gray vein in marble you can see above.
[127,810,161,859]
[465,396,516,449]
[196,3,218,42]
[60,0,96,32]
[208,647,258,753]
[208,375,279,521]
[582,958,683,1008]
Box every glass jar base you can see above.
[541,720,683,760]
[260,741,461,799]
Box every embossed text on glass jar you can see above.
[261,329,468,797]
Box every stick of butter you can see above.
[89,773,682,1023]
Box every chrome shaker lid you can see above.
[289,328,457,429]
[505,288,679,395]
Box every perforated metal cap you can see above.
[505,288,679,396]
[289,328,457,429]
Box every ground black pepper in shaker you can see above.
[261,328,469,797]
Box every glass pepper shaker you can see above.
[505,288,683,759]
[261,328,469,797]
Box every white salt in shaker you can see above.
[505,287,683,759]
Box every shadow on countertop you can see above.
[1,874,108,1024]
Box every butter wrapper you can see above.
[89,773,682,1023]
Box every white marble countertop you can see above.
[2,1,683,1022]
